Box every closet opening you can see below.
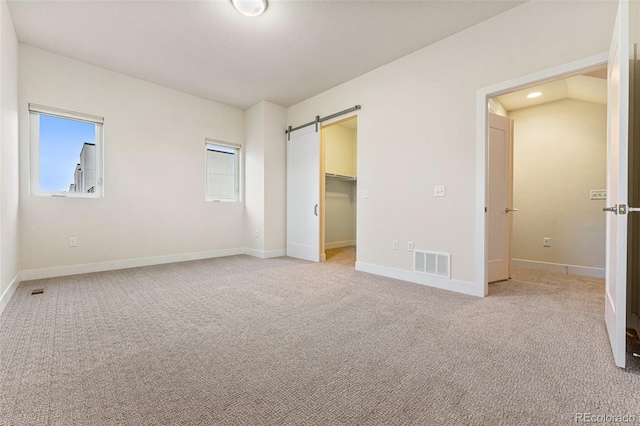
[321,116,357,265]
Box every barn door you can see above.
[287,126,321,262]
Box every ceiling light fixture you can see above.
[527,91,542,99]
[231,0,267,17]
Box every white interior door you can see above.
[487,113,514,283]
[287,126,321,262]
[604,0,629,368]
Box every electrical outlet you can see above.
[393,240,399,250]
[543,237,551,248]
[363,190,369,199]
[590,190,606,200]
[408,241,414,252]
[434,186,446,197]
[68,237,77,247]
[255,229,259,238]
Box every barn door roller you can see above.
[286,105,361,140]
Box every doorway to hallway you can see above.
[487,67,609,286]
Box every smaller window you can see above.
[205,140,240,202]
[29,104,104,198]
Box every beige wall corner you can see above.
[510,99,607,270]
[244,100,287,255]
[18,46,245,271]
[263,101,287,253]
[244,101,266,252]
[0,0,20,313]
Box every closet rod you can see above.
[325,173,356,181]
[286,105,361,140]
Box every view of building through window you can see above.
[68,143,96,193]
[39,114,96,193]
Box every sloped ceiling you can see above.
[496,70,607,112]
[7,0,525,109]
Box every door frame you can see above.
[320,114,358,262]
[475,52,609,296]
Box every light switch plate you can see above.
[590,190,606,200]
[434,186,446,197]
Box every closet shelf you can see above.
[325,173,357,182]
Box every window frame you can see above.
[205,139,241,203]
[28,103,104,198]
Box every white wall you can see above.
[244,102,266,253]
[509,99,606,271]
[286,1,616,294]
[244,100,287,257]
[0,0,20,313]
[19,45,246,273]
[263,101,287,253]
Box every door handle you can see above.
[505,208,518,213]
[314,204,318,216]
[603,205,640,214]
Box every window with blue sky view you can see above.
[39,114,95,192]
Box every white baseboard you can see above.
[20,248,245,281]
[325,240,356,250]
[243,248,286,259]
[0,272,21,316]
[19,247,288,281]
[355,261,482,297]
[512,259,605,279]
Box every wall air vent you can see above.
[413,250,451,279]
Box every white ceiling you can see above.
[495,70,607,112]
[7,0,525,110]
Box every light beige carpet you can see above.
[1,256,639,425]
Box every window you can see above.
[29,104,104,198]
[205,140,240,202]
